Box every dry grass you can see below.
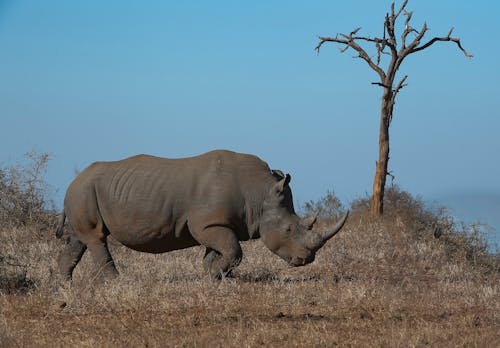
[1,190,499,347]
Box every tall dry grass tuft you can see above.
[0,150,57,229]
[1,163,499,346]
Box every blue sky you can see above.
[1,1,499,245]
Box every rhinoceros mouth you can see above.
[289,254,315,267]
[289,257,305,267]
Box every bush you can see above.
[350,184,499,272]
[0,252,34,294]
[302,190,345,220]
[0,151,56,228]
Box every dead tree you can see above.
[315,1,471,216]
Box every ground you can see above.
[1,207,499,347]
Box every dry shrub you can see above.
[0,150,56,229]
[351,185,499,274]
[302,190,345,220]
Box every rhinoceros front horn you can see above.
[309,211,349,251]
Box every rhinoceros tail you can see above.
[55,211,66,239]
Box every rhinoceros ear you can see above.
[279,174,291,192]
[271,169,285,180]
[271,173,291,196]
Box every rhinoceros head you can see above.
[259,173,349,267]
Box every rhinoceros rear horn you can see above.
[311,211,349,250]
[301,212,319,230]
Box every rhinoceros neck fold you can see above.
[240,170,276,240]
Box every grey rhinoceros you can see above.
[56,150,348,280]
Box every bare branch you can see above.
[386,1,409,49]
[395,0,409,18]
[393,75,408,97]
[410,28,473,58]
[339,28,362,41]
[352,36,388,44]
[384,11,398,56]
[315,35,349,53]
[385,13,396,48]
[383,13,388,40]
[387,170,396,186]
[316,33,386,80]
[388,75,408,124]
[315,35,348,53]
[397,21,428,63]
[371,81,391,88]
[355,35,396,61]
[376,42,382,64]
[350,27,362,36]
[401,10,417,49]
[350,41,386,80]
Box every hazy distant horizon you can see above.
[430,191,500,251]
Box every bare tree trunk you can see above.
[371,89,391,216]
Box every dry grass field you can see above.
[1,186,499,347]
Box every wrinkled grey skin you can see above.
[56,150,348,281]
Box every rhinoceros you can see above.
[56,150,348,280]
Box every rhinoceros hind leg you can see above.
[195,227,242,280]
[86,237,119,282]
[71,219,119,282]
[203,248,218,272]
[58,236,87,281]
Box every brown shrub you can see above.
[0,150,57,229]
[351,185,499,272]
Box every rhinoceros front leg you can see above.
[194,226,242,280]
